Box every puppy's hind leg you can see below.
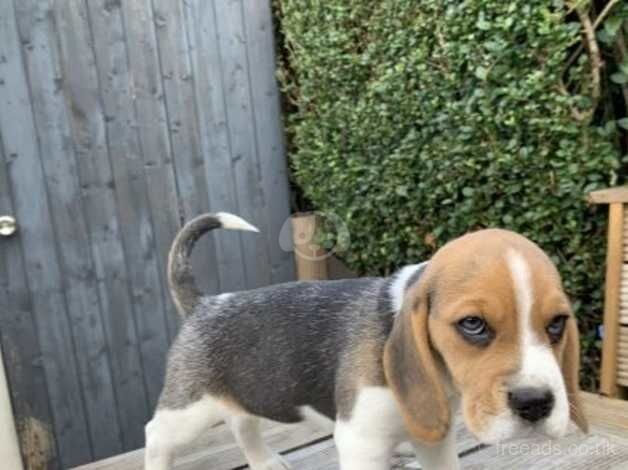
[144,396,226,470]
[230,416,292,470]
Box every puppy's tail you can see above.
[167,212,259,316]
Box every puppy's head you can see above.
[384,229,587,445]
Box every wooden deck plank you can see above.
[280,417,485,470]
[72,416,482,470]
[73,425,628,470]
[283,425,628,470]
[74,393,628,470]
[72,421,329,470]
[458,430,628,470]
[581,391,628,438]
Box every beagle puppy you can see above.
[145,213,588,470]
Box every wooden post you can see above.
[291,213,329,280]
[589,186,628,397]
[0,346,24,470]
[600,203,624,397]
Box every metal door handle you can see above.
[0,215,17,237]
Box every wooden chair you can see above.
[588,186,628,398]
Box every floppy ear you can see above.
[561,317,588,433]
[383,289,450,443]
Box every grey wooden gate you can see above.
[0,0,294,467]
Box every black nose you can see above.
[508,387,554,423]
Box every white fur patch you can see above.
[412,415,461,470]
[508,250,533,328]
[334,387,459,469]
[216,212,260,232]
[390,263,427,314]
[230,416,292,470]
[145,396,231,469]
[493,250,570,440]
[334,387,407,470]
[146,396,290,470]
[299,406,335,433]
[216,292,234,304]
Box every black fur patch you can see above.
[158,269,427,423]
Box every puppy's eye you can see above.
[458,316,486,335]
[547,315,568,344]
[456,316,492,345]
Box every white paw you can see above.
[253,454,292,470]
[394,441,415,457]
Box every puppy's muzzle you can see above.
[508,387,555,423]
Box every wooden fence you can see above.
[0,0,294,467]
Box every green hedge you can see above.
[277,0,625,388]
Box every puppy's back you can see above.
[158,277,388,421]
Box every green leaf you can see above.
[603,16,623,38]
[618,118,628,130]
[462,187,475,197]
[611,72,628,84]
[395,185,409,197]
[474,66,489,80]
[604,120,617,134]
[476,18,491,31]
[596,29,615,45]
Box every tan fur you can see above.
[561,319,588,432]
[219,395,248,415]
[385,228,587,444]
[337,329,389,419]
[384,288,450,443]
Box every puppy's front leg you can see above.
[412,424,460,470]
[334,421,396,470]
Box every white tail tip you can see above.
[216,212,260,233]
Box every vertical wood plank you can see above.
[601,203,624,397]
[13,0,124,459]
[241,0,296,284]
[0,336,24,470]
[86,0,171,412]
[152,0,221,295]
[213,0,273,289]
[1,0,296,465]
[52,0,149,450]
[184,0,247,292]
[119,0,182,341]
[0,138,57,469]
[0,0,91,466]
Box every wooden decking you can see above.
[74,393,628,470]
